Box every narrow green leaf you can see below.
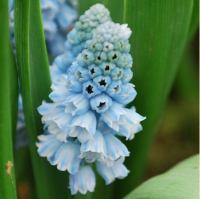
[78,0,103,16]
[14,0,72,198]
[114,1,194,198]
[0,0,18,198]
[124,154,199,199]
[103,0,124,23]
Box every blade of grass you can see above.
[14,0,72,198]
[113,1,194,198]
[0,0,18,198]
[124,154,199,199]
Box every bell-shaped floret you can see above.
[119,107,145,140]
[75,65,91,82]
[36,133,81,174]
[96,157,129,185]
[90,93,113,113]
[52,112,73,142]
[99,62,116,76]
[101,102,126,131]
[38,101,65,124]
[50,140,81,174]
[52,53,68,73]
[77,49,95,66]
[63,92,90,115]
[121,69,133,83]
[65,75,83,93]
[69,165,96,195]
[104,134,129,161]
[49,80,70,103]
[93,75,111,91]
[80,130,107,163]
[68,111,97,143]
[102,105,146,140]
[87,64,103,78]
[106,83,137,105]
[82,80,101,98]
[38,101,71,142]
[36,133,61,162]
[50,65,65,83]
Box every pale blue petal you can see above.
[124,108,146,124]
[96,161,115,185]
[96,160,129,185]
[69,165,96,195]
[36,134,61,162]
[38,101,54,116]
[53,54,67,72]
[69,126,93,143]
[93,75,111,91]
[101,102,126,129]
[70,111,96,135]
[48,122,61,135]
[80,130,107,162]
[50,65,64,83]
[121,69,133,83]
[66,76,83,92]
[51,141,81,174]
[53,112,73,130]
[49,89,69,102]
[114,124,130,138]
[104,134,129,160]
[64,93,90,115]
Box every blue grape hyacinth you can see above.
[37,4,146,195]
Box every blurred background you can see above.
[145,30,199,180]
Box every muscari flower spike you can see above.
[36,4,146,195]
